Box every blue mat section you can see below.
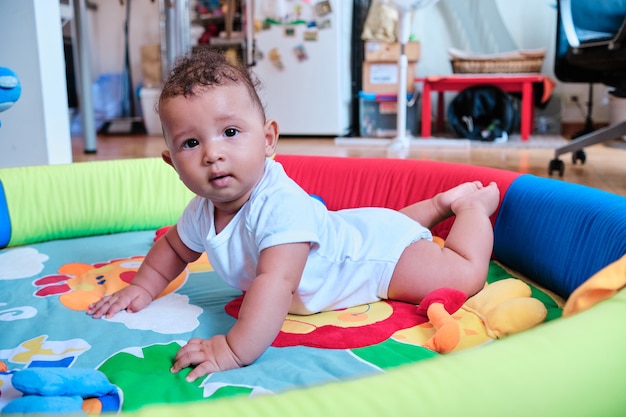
[494,175,626,298]
[0,180,10,248]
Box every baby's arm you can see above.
[88,225,201,318]
[171,242,309,381]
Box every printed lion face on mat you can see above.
[225,296,425,349]
[33,257,187,311]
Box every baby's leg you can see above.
[389,183,500,303]
[399,181,483,229]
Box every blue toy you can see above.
[0,67,22,128]
[2,367,120,415]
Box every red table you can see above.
[417,74,555,140]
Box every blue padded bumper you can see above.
[0,180,10,248]
[494,175,626,298]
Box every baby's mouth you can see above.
[209,173,231,185]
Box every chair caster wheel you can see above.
[572,149,587,164]
[549,159,564,177]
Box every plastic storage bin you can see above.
[359,91,418,138]
[139,87,162,135]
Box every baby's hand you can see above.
[87,284,153,319]
[171,335,242,382]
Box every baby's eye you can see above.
[182,138,199,148]
[224,128,239,138]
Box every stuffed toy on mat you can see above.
[1,368,120,415]
[416,279,548,353]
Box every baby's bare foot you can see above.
[450,182,500,216]
[434,181,483,218]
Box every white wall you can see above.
[0,0,72,168]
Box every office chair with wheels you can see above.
[549,0,626,176]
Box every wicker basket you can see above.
[449,48,546,74]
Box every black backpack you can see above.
[447,85,518,141]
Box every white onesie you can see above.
[176,158,432,315]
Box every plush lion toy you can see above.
[417,280,549,353]
[0,67,22,128]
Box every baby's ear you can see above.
[264,119,279,156]
[161,150,175,169]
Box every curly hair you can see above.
[158,49,265,120]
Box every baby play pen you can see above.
[1,155,625,416]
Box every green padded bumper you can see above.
[0,158,192,248]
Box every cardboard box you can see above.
[362,61,416,94]
[140,44,162,87]
[365,41,420,62]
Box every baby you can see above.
[88,49,500,382]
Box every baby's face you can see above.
[159,84,277,214]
